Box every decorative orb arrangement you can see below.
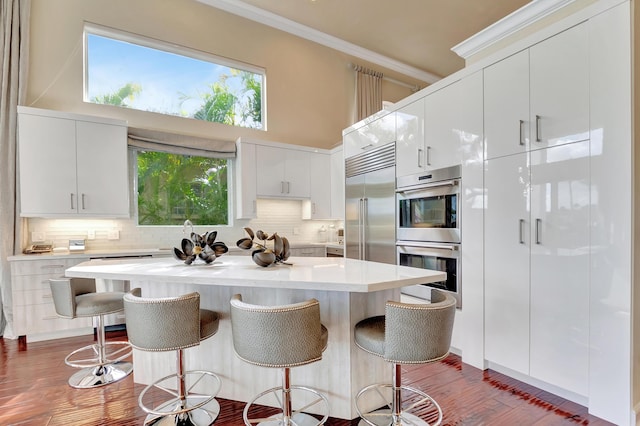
[173,231,229,265]
[236,227,291,267]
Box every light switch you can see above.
[107,230,120,240]
[87,230,96,240]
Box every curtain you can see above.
[0,0,30,337]
[354,65,383,122]
[128,127,237,159]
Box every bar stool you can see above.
[49,277,134,389]
[354,290,456,426]
[124,291,221,426]
[229,294,330,426]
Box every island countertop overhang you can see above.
[65,255,446,293]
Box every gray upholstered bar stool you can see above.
[354,289,456,426]
[49,277,135,389]
[229,294,330,426]
[123,291,221,426]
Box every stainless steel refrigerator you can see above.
[345,142,396,264]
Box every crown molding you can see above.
[451,0,576,60]
[196,0,441,84]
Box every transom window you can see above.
[84,24,265,130]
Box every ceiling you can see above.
[198,0,531,88]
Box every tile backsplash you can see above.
[26,199,343,251]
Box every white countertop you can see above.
[65,255,444,293]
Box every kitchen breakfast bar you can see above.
[65,255,446,420]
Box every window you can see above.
[136,151,229,226]
[84,24,265,129]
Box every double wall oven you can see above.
[396,164,462,308]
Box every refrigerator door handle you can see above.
[358,198,363,260]
[362,197,368,260]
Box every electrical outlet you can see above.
[87,229,96,240]
[31,232,45,242]
[107,230,120,240]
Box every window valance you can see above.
[127,127,236,159]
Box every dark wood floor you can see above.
[0,332,613,426]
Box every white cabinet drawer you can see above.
[290,247,326,257]
[13,287,54,307]
[12,303,92,336]
[11,258,81,276]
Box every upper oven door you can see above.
[397,179,460,243]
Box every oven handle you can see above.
[396,179,459,194]
[396,241,459,251]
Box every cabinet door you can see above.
[18,113,78,216]
[424,82,462,170]
[395,99,425,176]
[235,141,257,219]
[76,121,129,216]
[344,113,396,159]
[484,50,530,159]
[305,152,331,219]
[530,23,589,148]
[529,141,590,395]
[256,145,287,197]
[330,146,345,220]
[484,153,530,375]
[284,149,310,198]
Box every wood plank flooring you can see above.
[0,332,613,425]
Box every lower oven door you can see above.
[397,241,461,308]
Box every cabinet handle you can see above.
[535,115,541,142]
[426,146,432,166]
[535,218,542,244]
[286,181,290,194]
[281,181,285,194]
[252,200,256,213]
[312,203,316,214]
[70,193,75,210]
[519,120,525,146]
[81,193,86,210]
[519,219,525,244]
[361,143,373,150]
[40,264,65,270]
[418,148,424,168]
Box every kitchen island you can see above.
[66,255,446,420]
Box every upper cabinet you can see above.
[423,81,465,170]
[344,112,395,159]
[484,23,589,160]
[395,99,424,176]
[236,138,341,220]
[17,107,129,218]
[256,145,310,199]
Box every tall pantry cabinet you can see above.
[484,22,590,396]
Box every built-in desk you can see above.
[66,256,445,420]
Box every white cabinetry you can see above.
[395,99,424,176]
[483,23,589,160]
[10,258,92,340]
[423,81,464,170]
[17,107,129,218]
[343,112,395,159]
[235,138,338,220]
[289,246,325,257]
[330,146,345,220]
[304,152,331,220]
[485,140,590,396]
[256,145,310,198]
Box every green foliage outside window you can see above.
[137,152,228,226]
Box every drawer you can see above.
[12,274,59,292]
[13,287,53,307]
[290,247,326,257]
[10,258,82,276]
[12,303,92,336]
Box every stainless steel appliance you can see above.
[345,143,396,264]
[396,164,461,244]
[397,241,461,308]
[326,246,344,257]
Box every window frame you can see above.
[83,22,267,129]
[130,148,235,228]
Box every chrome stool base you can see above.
[356,384,442,426]
[139,370,221,425]
[68,361,133,389]
[144,397,221,426]
[244,385,329,426]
